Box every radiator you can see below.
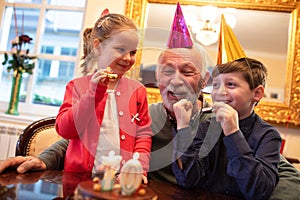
[0,124,24,160]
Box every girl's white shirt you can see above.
[93,88,120,173]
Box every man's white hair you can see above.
[156,43,214,79]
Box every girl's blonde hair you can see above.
[81,13,137,75]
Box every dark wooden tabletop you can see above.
[0,170,241,199]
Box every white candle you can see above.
[119,152,143,196]
[100,151,122,191]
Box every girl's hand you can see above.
[173,99,193,130]
[212,102,239,136]
[142,175,148,185]
[91,69,110,86]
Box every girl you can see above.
[55,13,152,183]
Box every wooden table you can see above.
[0,170,241,199]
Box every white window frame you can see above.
[0,0,87,124]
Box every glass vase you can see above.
[6,71,23,115]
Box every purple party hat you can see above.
[167,2,193,48]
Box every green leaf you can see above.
[2,53,8,65]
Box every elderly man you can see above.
[148,43,211,183]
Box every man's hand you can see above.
[173,99,193,129]
[0,156,47,174]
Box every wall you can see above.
[81,0,126,35]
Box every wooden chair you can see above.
[15,116,62,157]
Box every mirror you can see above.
[125,0,300,126]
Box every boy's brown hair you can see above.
[212,57,268,90]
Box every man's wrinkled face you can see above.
[156,48,203,113]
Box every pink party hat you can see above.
[167,2,193,48]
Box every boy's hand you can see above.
[213,102,239,136]
[173,99,193,129]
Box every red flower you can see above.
[19,34,32,44]
[2,33,36,75]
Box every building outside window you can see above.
[0,0,86,115]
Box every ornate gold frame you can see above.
[125,0,300,126]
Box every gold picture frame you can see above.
[125,0,300,126]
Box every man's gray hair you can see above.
[156,43,214,79]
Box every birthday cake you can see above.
[77,151,156,199]
[77,179,156,200]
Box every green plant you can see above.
[2,34,36,76]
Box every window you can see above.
[0,0,86,116]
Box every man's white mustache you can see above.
[166,86,189,95]
[164,86,197,102]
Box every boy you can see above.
[172,57,281,200]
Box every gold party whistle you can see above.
[104,67,118,79]
[104,72,118,79]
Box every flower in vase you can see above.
[2,34,37,76]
